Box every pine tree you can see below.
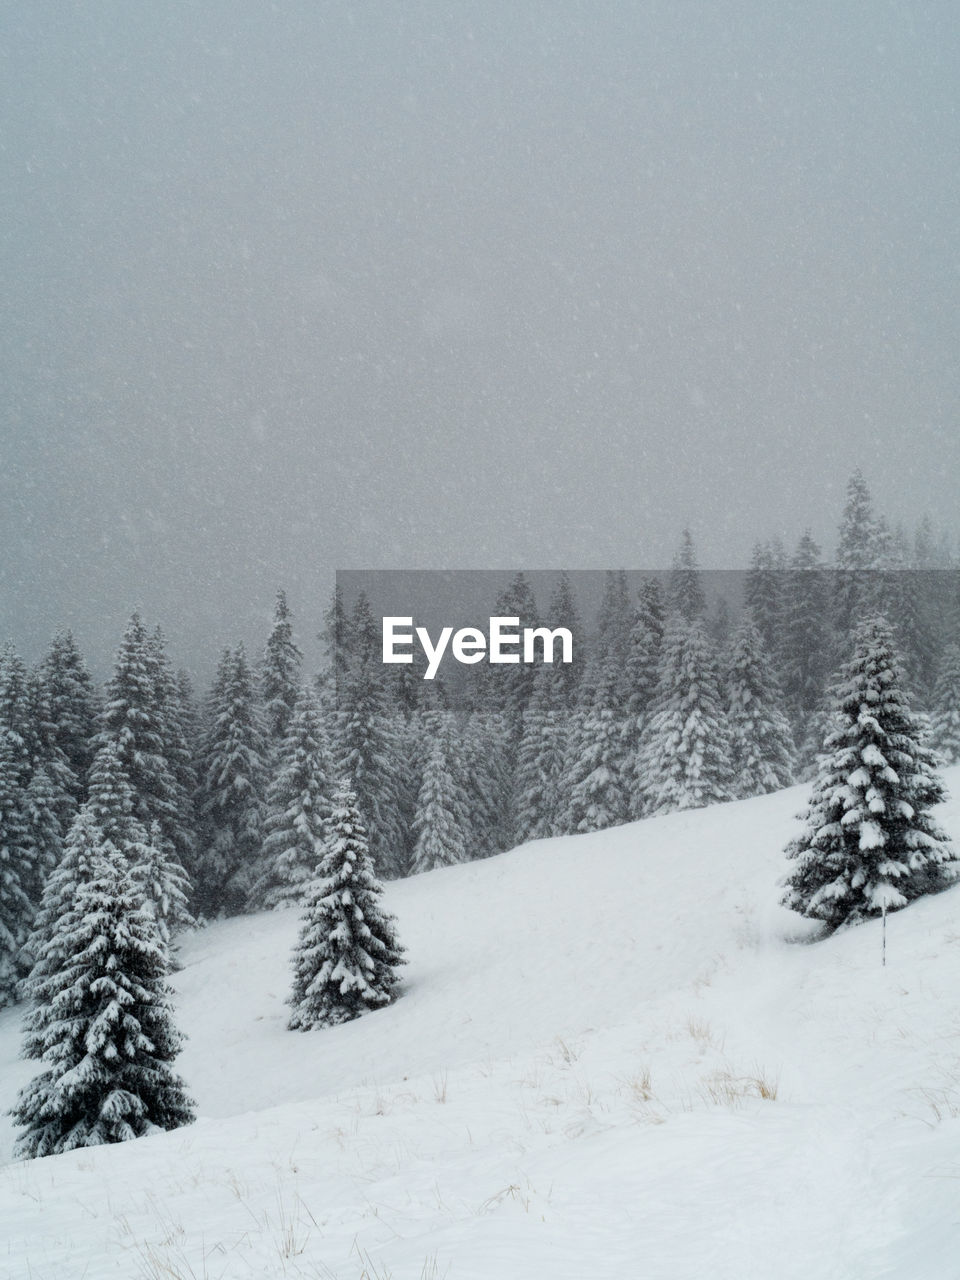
[148,629,198,882]
[779,531,832,756]
[39,631,98,803]
[866,530,940,702]
[390,642,430,716]
[0,733,35,1006]
[76,742,193,947]
[334,642,407,879]
[622,578,666,804]
[20,808,103,1009]
[560,658,632,834]
[596,569,633,690]
[288,786,404,1030]
[459,710,512,858]
[196,645,268,915]
[744,540,786,659]
[95,616,193,888]
[0,643,35,782]
[834,471,883,639]
[12,821,194,1158]
[488,572,541,747]
[669,530,706,621]
[131,821,194,949]
[26,671,78,838]
[724,615,796,798]
[85,743,154,871]
[930,644,960,765]
[781,616,957,929]
[349,592,381,667]
[546,571,587,708]
[171,669,203,837]
[514,663,568,844]
[20,764,63,911]
[410,712,471,873]
[20,781,138,1000]
[261,589,303,753]
[320,582,352,705]
[252,688,333,909]
[637,615,733,816]
[708,594,735,651]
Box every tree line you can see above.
[0,470,958,1157]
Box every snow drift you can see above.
[0,770,958,1278]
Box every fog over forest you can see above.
[2,2,958,675]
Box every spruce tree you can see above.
[560,658,632,834]
[708,594,735,651]
[85,742,154,871]
[546,570,587,708]
[410,712,471,873]
[0,733,35,1006]
[514,663,568,844]
[252,688,333,909]
[623,578,666,809]
[334,640,407,879]
[488,571,541,747]
[744,540,787,659]
[930,644,960,766]
[148,630,198,869]
[131,820,194,948]
[78,742,194,950]
[0,643,34,782]
[834,471,883,639]
[288,786,404,1030]
[39,631,98,804]
[669,530,706,621]
[20,794,129,999]
[196,645,268,915]
[320,582,353,709]
[637,615,733,816]
[779,531,832,756]
[781,617,957,929]
[12,821,194,1158]
[95,616,193,889]
[459,709,512,858]
[596,569,633,692]
[724,615,795,798]
[26,671,78,839]
[171,669,203,864]
[868,531,940,702]
[261,589,303,753]
[21,809,94,1010]
[20,764,63,912]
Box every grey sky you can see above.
[2,1,958,677]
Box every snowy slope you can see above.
[1,772,959,1278]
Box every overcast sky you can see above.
[2,1,958,678]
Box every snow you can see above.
[1,771,959,1277]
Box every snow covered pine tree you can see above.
[12,810,194,1158]
[724,614,795,798]
[637,614,733,816]
[261,588,303,755]
[288,785,404,1030]
[196,644,268,915]
[411,711,471,873]
[252,686,333,909]
[930,644,960,766]
[781,616,956,930]
[0,732,36,1007]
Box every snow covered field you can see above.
[1,771,959,1278]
